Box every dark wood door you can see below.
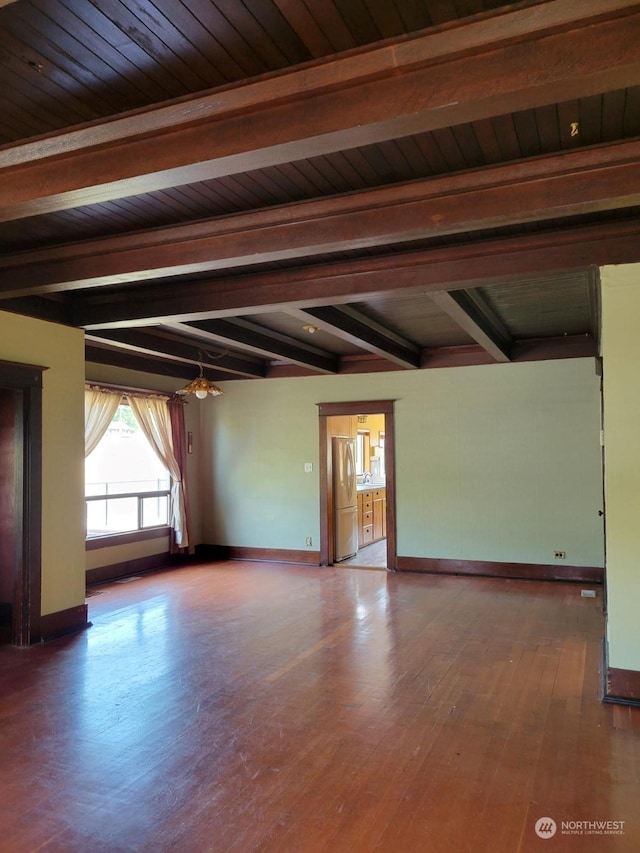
[0,390,17,643]
[0,361,44,646]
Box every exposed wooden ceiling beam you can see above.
[171,319,339,375]
[288,306,420,369]
[85,343,219,382]
[70,217,640,330]
[266,335,597,378]
[421,335,597,369]
[85,329,265,378]
[3,140,640,297]
[0,296,70,325]
[1,0,638,222]
[430,290,512,362]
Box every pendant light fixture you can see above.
[179,354,224,399]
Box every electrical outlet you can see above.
[554,550,566,560]
[304,462,313,473]
[305,536,312,547]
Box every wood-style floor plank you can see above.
[0,562,638,851]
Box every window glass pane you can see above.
[86,497,138,537]
[378,433,386,479]
[85,403,170,497]
[85,402,171,539]
[141,495,169,528]
[86,481,107,497]
[355,432,365,475]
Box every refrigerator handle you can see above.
[346,440,355,491]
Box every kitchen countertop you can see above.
[357,482,386,491]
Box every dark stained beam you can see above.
[171,319,339,375]
[0,296,70,325]
[69,217,640,330]
[85,329,265,378]
[429,290,512,362]
[3,139,640,297]
[510,334,597,363]
[267,335,598,378]
[1,0,639,221]
[85,344,229,382]
[86,333,596,380]
[288,306,420,369]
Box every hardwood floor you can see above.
[339,538,387,568]
[0,562,638,852]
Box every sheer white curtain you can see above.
[85,388,121,457]
[128,396,189,549]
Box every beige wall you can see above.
[0,310,85,616]
[201,358,604,567]
[85,536,171,571]
[601,263,640,672]
[85,363,204,568]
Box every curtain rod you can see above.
[84,381,174,401]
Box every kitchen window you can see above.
[355,430,370,476]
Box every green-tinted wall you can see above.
[201,358,604,567]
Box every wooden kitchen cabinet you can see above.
[330,415,357,439]
[358,487,385,547]
[358,489,373,547]
[373,488,385,541]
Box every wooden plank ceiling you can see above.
[1,0,640,381]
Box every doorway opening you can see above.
[0,362,44,646]
[318,400,396,571]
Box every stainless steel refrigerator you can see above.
[332,436,358,561]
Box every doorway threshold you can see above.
[338,539,387,569]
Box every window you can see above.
[85,403,170,538]
[355,430,370,476]
[376,432,386,479]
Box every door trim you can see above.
[0,360,44,646]
[317,400,396,570]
